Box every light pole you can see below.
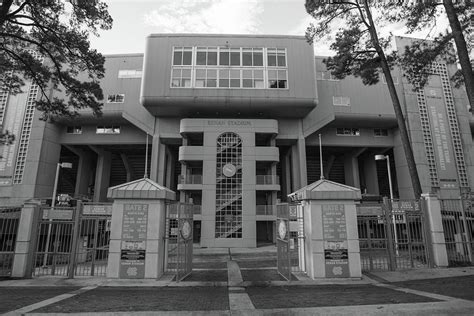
[375,154,399,256]
[42,162,73,267]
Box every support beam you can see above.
[89,146,111,202]
[120,153,134,182]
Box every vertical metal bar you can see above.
[420,198,434,268]
[459,199,473,263]
[51,223,59,275]
[406,204,414,268]
[383,198,396,271]
[69,204,81,278]
[91,218,99,276]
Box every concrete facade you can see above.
[0,34,473,248]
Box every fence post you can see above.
[383,197,396,271]
[12,200,42,278]
[68,201,82,279]
[421,193,448,267]
[420,198,435,268]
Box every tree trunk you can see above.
[444,0,474,109]
[364,2,423,199]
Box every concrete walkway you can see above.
[1,247,474,315]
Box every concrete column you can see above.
[93,150,111,202]
[344,156,360,188]
[75,152,94,198]
[422,193,449,267]
[12,200,41,278]
[297,137,307,188]
[363,157,379,195]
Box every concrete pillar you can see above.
[93,150,111,202]
[12,200,41,278]
[363,157,379,195]
[422,193,449,267]
[344,156,360,189]
[75,151,94,198]
[150,135,160,183]
[297,137,308,188]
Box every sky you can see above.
[89,0,449,56]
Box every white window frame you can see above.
[96,126,121,134]
[336,128,360,136]
[118,69,142,79]
[107,94,125,103]
[333,96,350,106]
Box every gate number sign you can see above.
[322,204,349,278]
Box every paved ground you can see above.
[1,246,474,315]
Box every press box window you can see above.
[242,48,263,66]
[96,126,120,134]
[173,47,192,66]
[333,96,350,106]
[118,70,142,79]
[196,47,218,66]
[107,94,124,103]
[171,68,192,87]
[66,126,82,134]
[268,69,287,89]
[374,128,388,136]
[336,128,360,136]
[267,48,286,67]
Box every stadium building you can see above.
[0,34,473,248]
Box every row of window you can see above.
[336,128,389,136]
[107,94,125,103]
[318,71,399,85]
[118,70,142,79]
[171,68,288,89]
[173,47,286,68]
[66,126,121,134]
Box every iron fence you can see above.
[0,207,21,276]
[440,198,474,266]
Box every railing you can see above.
[178,175,203,185]
[256,205,276,216]
[256,175,280,185]
[0,207,21,277]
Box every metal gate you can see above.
[164,202,193,281]
[73,203,112,276]
[32,203,112,278]
[33,206,77,277]
[276,203,300,281]
[358,199,431,271]
[440,198,474,266]
[0,207,21,276]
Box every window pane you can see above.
[243,79,253,88]
[268,70,277,80]
[219,79,229,87]
[269,80,278,88]
[278,80,287,88]
[183,51,192,65]
[230,79,240,87]
[278,70,287,80]
[242,52,252,66]
[254,70,263,79]
[208,52,217,65]
[219,69,229,78]
[277,54,286,66]
[172,69,181,77]
[230,52,240,66]
[207,79,217,87]
[173,51,182,65]
[242,70,252,78]
[253,52,263,66]
[182,69,191,77]
[267,53,276,66]
[183,79,191,87]
[220,52,229,65]
[207,69,217,78]
[196,69,206,78]
[172,79,180,87]
[230,69,240,78]
[195,80,205,87]
[197,51,206,65]
[255,80,264,88]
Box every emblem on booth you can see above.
[278,219,287,240]
[180,219,192,240]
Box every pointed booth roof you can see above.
[107,178,176,200]
[288,179,361,201]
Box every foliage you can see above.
[305,0,423,198]
[384,1,472,98]
[0,0,113,122]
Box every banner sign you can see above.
[119,204,148,279]
[322,204,349,278]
